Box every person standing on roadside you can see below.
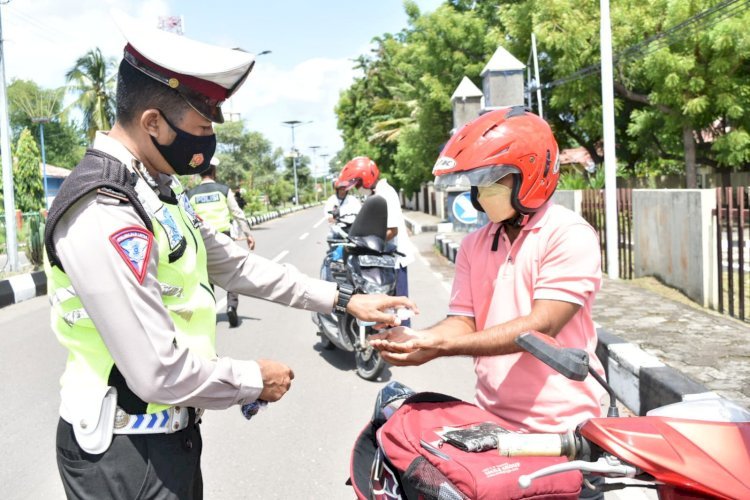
[188,157,255,327]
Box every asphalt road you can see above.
[0,206,476,499]
[0,205,653,499]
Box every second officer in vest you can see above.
[44,11,415,499]
[188,157,255,327]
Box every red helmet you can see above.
[433,106,559,214]
[338,156,380,190]
[333,178,353,191]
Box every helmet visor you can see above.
[337,178,359,190]
[433,165,518,190]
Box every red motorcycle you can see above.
[350,332,750,499]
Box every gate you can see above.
[580,188,633,279]
[714,187,749,321]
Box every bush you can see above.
[24,214,45,269]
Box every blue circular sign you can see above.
[452,192,478,225]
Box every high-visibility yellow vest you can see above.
[188,182,232,233]
[44,151,216,415]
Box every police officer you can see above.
[44,12,415,500]
[187,157,255,327]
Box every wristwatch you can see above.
[335,283,355,314]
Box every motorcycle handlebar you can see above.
[497,430,578,461]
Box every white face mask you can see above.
[477,183,516,223]
[358,187,372,197]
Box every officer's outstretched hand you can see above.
[346,294,418,327]
[246,234,256,251]
[257,359,294,402]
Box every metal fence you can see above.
[713,187,749,321]
[580,188,634,279]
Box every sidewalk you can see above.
[404,209,750,413]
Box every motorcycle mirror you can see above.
[515,332,589,381]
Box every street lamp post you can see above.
[32,117,51,209]
[226,51,271,123]
[319,153,330,198]
[309,145,320,202]
[281,120,311,206]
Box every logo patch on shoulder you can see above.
[109,227,153,284]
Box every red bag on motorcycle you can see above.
[375,393,582,500]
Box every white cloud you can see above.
[2,0,170,89]
[0,0,361,157]
[230,56,361,161]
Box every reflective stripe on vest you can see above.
[45,175,216,415]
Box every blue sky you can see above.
[2,0,445,174]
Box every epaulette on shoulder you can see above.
[96,186,131,203]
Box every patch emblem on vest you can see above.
[155,206,184,250]
[109,227,153,284]
[179,193,201,228]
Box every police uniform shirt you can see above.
[51,132,337,409]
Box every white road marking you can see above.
[313,216,327,228]
[299,232,309,240]
[418,255,430,266]
[272,250,289,263]
[432,271,443,279]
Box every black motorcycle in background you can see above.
[312,196,398,380]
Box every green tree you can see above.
[339,0,750,191]
[336,2,503,192]
[13,128,44,212]
[265,176,294,207]
[497,0,750,186]
[214,121,282,191]
[8,79,86,168]
[66,48,117,142]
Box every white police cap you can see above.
[113,10,256,123]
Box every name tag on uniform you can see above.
[193,193,221,204]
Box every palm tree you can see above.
[65,48,117,142]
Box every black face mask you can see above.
[151,111,216,175]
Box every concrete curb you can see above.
[403,213,452,235]
[0,204,322,310]
[432,233,717,415]
[595,329,713,415]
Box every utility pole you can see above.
[531,33,544,119]
[600,0,619,279]
[0,4,18,272]
[281,120,311,206]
